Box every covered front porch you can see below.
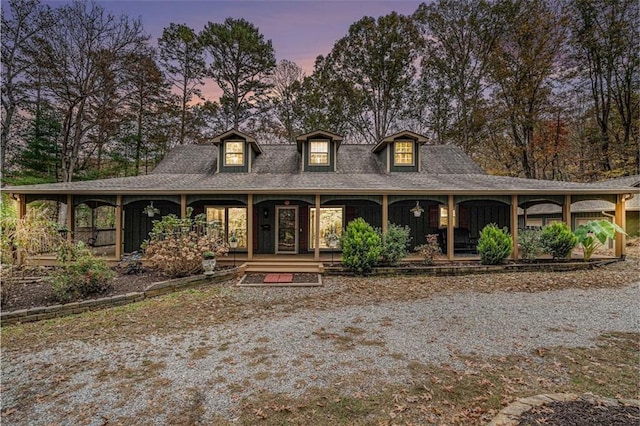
[15,190,630,269]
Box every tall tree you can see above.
[122,49,170,174]
[570,0,639,174]
[414,0,500,153]
[157,23,205,145]
[325,12,423,143]
[30,1,148,182]
[487,0,568,178]
[295,55,355,138]
[199,18,276,130]
[1,0,49,183]
[269,60,304,143]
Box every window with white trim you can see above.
[309,140,329,165]
[224,141,244,166]
[394,141,414,165]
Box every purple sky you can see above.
[42,0,423,99]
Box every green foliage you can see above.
[323,12,423,143]
[199,17,276,128]
[378,222,411,266]
[414,234,441,265]
[574,220,626,260]
[341,218,382,275]
[477,224,512,265]
[540,222,578,259]
[518,228,543,261]
[51,241,115,303]
[143,209,228,277]
[17,105,61,182]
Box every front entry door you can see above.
[276,206,298,254]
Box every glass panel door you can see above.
[276,206,298,253]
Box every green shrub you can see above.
[540,222,578,259]
[477,224,513,265]
[518,228,542,261]
[51,241,115,302]
[378,222,411,266]
[341,218,382,275]
[414,234,442,265]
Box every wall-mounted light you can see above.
[410,201,424,218]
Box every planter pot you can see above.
[146,211,155,217]
[413,211,423,217]
[202,258,216,275]
[229,241,238,249]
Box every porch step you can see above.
[242,261,324,273]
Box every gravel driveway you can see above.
[2,282,638,425]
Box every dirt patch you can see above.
[1,267,166,311]
[517,401,640,426]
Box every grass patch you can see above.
[237,332,639,425]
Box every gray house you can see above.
[5,129,636,264]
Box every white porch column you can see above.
[511,194,519,260]
[614,194,627,258]
[314,194,321,261]
[247,194,254,261]
[115,195,123,260]
[447,194,454,261]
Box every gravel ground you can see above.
[2,282,639,425]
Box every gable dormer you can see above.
[372,130,428,173]
[211,129,262,173]
[296,130,343,172]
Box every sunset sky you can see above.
[42,0,424,99]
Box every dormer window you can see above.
[309,140,329,165]
[394,141,414,166]
[212,129,262,173]
[224,140,244,166]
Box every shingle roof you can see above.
[4,144,637,196]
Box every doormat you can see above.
[237,273,322,287]
[263,273,293,283]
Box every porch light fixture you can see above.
[411,201,424,218]
[143,201,160,218]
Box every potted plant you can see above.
[202,251,216,275]
[228,233,239,248]
[410,201,424,217]
[142,202,161,218]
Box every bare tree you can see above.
[30,1,148,182]
[269,60,304,142]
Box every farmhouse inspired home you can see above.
[5,129,637,265]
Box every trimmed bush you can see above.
[518,228,543,260]
[341,218,382,275]
[51,241,115,302]
[540,222,578,259]
[477,224,513,265]
[143,211,228,278]
[378,222,411,266]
